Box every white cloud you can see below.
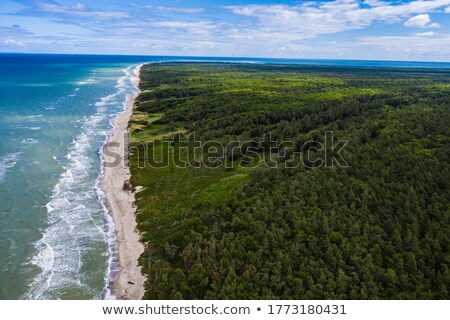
[6,0,450,61]
[215,0,450,60]
[363,0,389,7]
[358,34,450,60]
[404,14,440,28]
[0,25,33,37]
[226,0,450,42]
[445,6,450,12]
[404,14,431,28]
[143,6,205,14]
[151,21,214,29]
[416,31,435,36]
[147,20,217,37]
[37,2,128,20]
[3,39,25,46]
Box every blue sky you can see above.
[1,0,450,61]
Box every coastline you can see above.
[101,66,145,300]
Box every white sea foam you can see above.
[77,77,95,86]
[27,110,107,298]
[27,64,142,300]
[68,87,81,97]
[26,115,43,119]
[21,138,38,144]
[26,236,55,299]
[0,152,21,182]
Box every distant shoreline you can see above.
[101,65,145,300]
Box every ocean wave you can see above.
[27,119,105,298]
[21,138,38,144]
[0,152,21,182]
[9,124,42,131]
[77,78,96,86]
[27,64,142,300]
[68,87,81,97]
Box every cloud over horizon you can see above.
[0,0,449,61]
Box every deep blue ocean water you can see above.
[0,53,449,300]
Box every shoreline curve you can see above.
[101,65,145,300]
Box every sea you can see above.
[0,53,449,300]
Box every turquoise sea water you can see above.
[0,54,147,299]
[0,54,449,300]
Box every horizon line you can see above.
[1,52,450,65]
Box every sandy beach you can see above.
[101,66,145,300]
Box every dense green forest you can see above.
[129,63,450,299]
